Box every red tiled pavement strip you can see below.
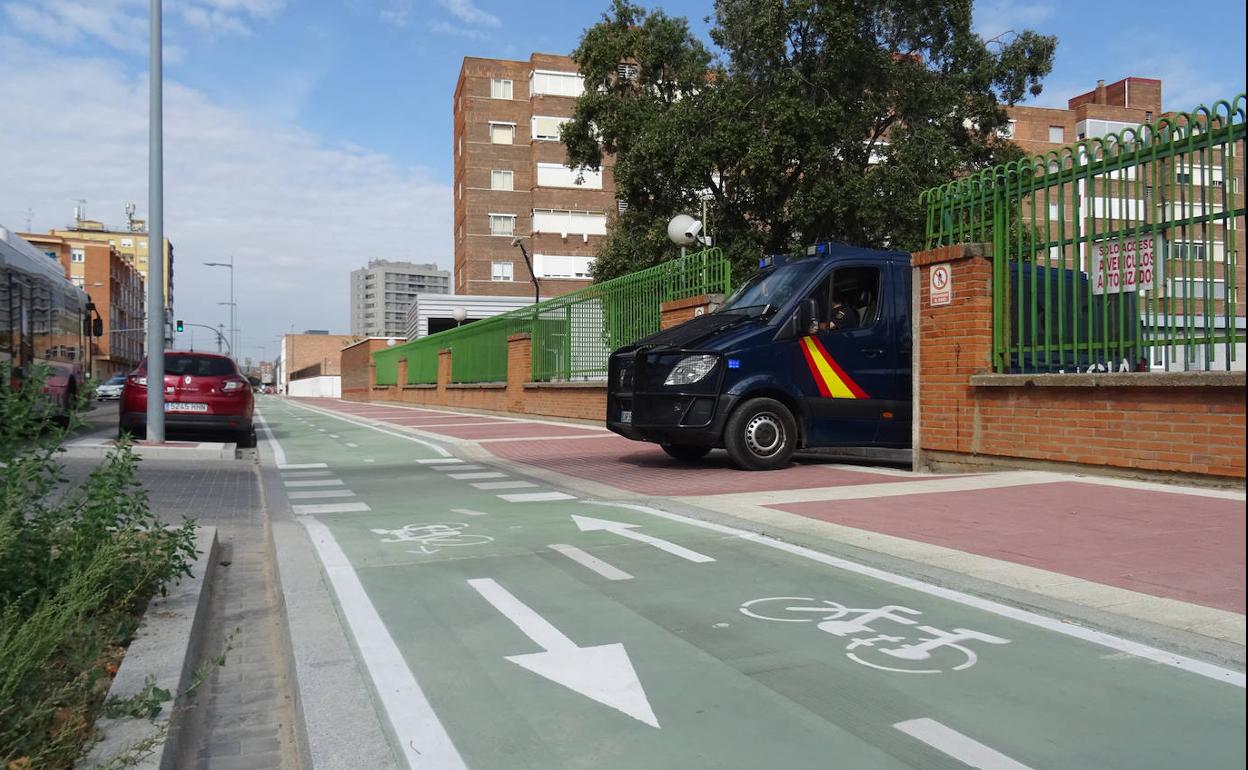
[411,422,606,440]
[772,481,1246,614]
[488,435,921,495]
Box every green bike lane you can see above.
[259,400,1246,770]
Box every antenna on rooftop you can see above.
[24,208,33,231]
[72,199,87,225]
[125,202,137,230]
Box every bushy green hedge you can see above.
[0,365,198,768]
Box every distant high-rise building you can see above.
[350,259,450,337]
[453,53,618,297]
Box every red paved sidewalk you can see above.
[773,482,1245,614]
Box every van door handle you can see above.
[861,348,884,358]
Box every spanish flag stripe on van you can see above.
[799,336,869,399]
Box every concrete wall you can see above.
[912,243,1246,481]
[289,375,341,398]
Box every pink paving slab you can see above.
[771,482,1246,614]
[487,435,922,495]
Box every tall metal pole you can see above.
[145,0,165,442]
[229,253,235,359]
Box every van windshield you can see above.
[719,258,821,313]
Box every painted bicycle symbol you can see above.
[370,522,494,554]
[739,597,1010,674]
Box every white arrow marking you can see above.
[466,578,658,728]
[571,515,715,563]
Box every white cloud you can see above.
[439,0,500,29]
[173,0,288,36]
[429,20,486,39]
[974,0,1055,41]
[379,0,412,26]
[3,0,148,55]
[0,36,451,347]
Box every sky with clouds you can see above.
[1,0,1244,361]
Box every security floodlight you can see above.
[452,306,467,327]
[667,214,700,246]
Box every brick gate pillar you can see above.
[911,243,995,470]
[660,294,724,330]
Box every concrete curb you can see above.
[80,526,219,770]
[256,413,402,770]
[64,438,239,462]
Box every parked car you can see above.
[95,374,126,401]
[119,351,256,447]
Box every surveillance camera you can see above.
[684,220,703,240]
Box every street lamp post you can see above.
[509,236,540,305]
[452,306,467,328]
[204,255,235,359]
[145,0,165,442]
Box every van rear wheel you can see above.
[724,397,796,471]
[661,444,711,461]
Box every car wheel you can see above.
[237,426,257,449]
[724,397,797,471]
[661,444,712,461]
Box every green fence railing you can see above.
[372,247,732,385]
[922,94,1245,373]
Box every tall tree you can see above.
[563,0,1056,281]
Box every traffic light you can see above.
[176,319,184,333]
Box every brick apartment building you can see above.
[453,53,616,298]
[1004,77,1163,154]
[22,231,145,379]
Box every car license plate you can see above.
[620,410,632,423]
[165,402,208,413]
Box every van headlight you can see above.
[664,355,718,386]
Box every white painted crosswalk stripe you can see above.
[346,442,359,448]
[288,490,357,499]
[278,462,328,470]
[282,470,333,478]
[284,479,346,487]
[448,472,506,480]
[416,458,463,465]
[549,543,634,581]
[894,719,1034,770]
[497,492,576,503]
[292,502,372,515]
[471,480,537,490]
[452,508,489,516]
[434,464,483,471]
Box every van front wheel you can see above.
[724,397,796,471]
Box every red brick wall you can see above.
[913,244,1247,480]
[341,339,391,401]
[354,334,606,421]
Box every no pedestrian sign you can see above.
[930,263,952,306]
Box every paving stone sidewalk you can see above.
[62,456,301,770]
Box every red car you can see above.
[119,351,256,447]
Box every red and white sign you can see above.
[1092,236,1155,295]
[929,263,952,306]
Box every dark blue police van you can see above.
[607,242,912,470]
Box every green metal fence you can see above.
[922,94,1245,373]
[372,247,732,385]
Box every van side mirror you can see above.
[92,318,104,338]
[795,298,818,336]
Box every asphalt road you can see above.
[258,398,1245,770]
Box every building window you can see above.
[534,254,595,279]
[536,162,603,189]
[531,115,569,141]
[996,120,1016,139]
[532,209,608,237]
[617,62,639,82]
[530,70,584,98]
[489,122,515,144]
[617,199,629,212]
[491,170,514,191]
[489,214,516,236]
[1048,125,1065,144]
[71,248,85,263]
[490,78,512,99]
[491,262,514,281]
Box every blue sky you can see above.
[1,0,1244,358]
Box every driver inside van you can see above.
[825,287,860,331]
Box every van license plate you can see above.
[165,402,208,413]
[620,410,632,423]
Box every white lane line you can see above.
[284,479,346,488]
[292,502,372,515]
[329,434,341,439]
[288,490,358,500]
[282,470,333,478]
[498,492,576,503]
[549,544,633,581]
[452,508,489,517]
[303,519,467,769]
[255,413,286,466]
[345,442,359,448]
[434,464,485,472]
[590,501,1246,689]
[448,472,507,480]
[894,719,1033,770]
[277,462,326,470]
[317,428,327,432]
[284,400,451,456]
[472,481,538,490]
[417,458,463,465]
[363,459,375,463]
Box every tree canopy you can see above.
[562,0,1056,281]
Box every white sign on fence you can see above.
[1091,235,1155,295]
[929,263,952,306]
